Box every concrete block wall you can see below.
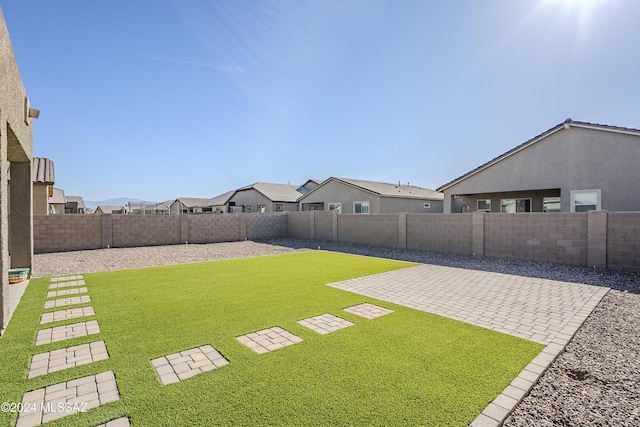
[314,211,335,241]
[33,215,102,253]
[188,214,241,243]
[607,212,640,272]
[407,213,473,255]
[484,213,588,266]
[245,213,287,240]
[112,215,181,248]
[285,212,312,239]
[337,214,399,248]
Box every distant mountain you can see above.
[84,198,148,210]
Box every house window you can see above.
[477,199,491,212]
[543,197,561,212]
[308,204,319,211]
[275,204,283,212]
[257,205,266,213]
[245,206,251,213]
[354,201,370,214]
[423,203,431,209]
[328,203,342,213]
[500,198,531,213]
[570,190,601,212]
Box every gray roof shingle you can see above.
[329,177,443,200]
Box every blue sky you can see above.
[3,0,639,202]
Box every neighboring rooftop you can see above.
[437,119,640,192]
[321,177,444,200]
[236,182,303,202]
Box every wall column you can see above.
[309,210,315,240]
[332,210,338,241]
[587,210,607,269]
[398,212,407,249]
[472,212,485,257]
[9,161,32,268]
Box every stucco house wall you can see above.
[300,180,381,213]
[379,196,443,213]
[228,188,298,213]
[1,7,36,335]
[440,122,640,213]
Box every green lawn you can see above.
[0,251,543,426]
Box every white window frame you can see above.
[542,197,561,213]
[570,189,601,212]
[257,205,266,213]
[423,203,431,209]
[275,204,283,212]
[328,202,342,213]
[477,199,491,213]
[500,198,532,213]
[354,201,370,214]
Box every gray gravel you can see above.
[32,237,640,425]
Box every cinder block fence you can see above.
[33,211,640,272]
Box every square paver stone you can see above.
[16,371,118,426]
[35,320,100,346]
[50,275,83,282]
[298,313,354,334]
[151,345,229,385]
[343,303,394,319]
[94,417,130,427]
[46,287,88,299]
[237,327,302,354]
[28,341,109,378]
[40,306,96,324]
[44,295,91,309]
[49,280,86,289]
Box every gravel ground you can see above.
[32,237,640,426]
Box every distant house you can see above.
[31,157,55,215]
[8,157,54,215]
[208,190,235,213]
[297,179,323,195]
[169,198,214,215]
[298,177,444,214]
[94,205,124,214]
[65,196,86,214]
[228,182,304,213]
[437,119,640,213]
[48,188,66,214]
[125,200,171,215]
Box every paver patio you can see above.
[327,263,609,427]
[94,417,130,427]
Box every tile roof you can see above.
[436,119,640,192]
[32,157,55,184]
[236,182,303,202]
[327,177,443,200]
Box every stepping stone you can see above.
[49,280,86,289]
[298,313,354,334]
[94,417,131,427]
[40,307,96,324]
[16,371,119,426]
[28,341,109,378]
[46,287,88,299]
[50,275,83,282]
[343,303,394,319]
[44,295,91,309]
[151,345,229,385]
[237,327,303,354]
[35,320,100,346]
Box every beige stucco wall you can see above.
[1,7,35,334]
[443,126,640,213]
